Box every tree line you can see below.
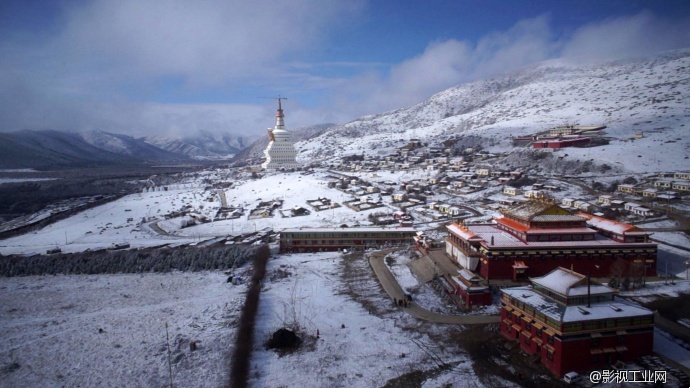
[0,244,263,277]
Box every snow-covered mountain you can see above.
[295,49,690,175]
[143,131,258,160]
[0,129,261,169]
[79,130,188,161]
[0,129,189,169]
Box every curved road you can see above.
[368,250,499,325]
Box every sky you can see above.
[1,0,689,139]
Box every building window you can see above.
[525,322,532,331]
[591,338,600,346]
[616,336,625,345]
[547,349,554,360]
[536,329,543,338]
[547,335,554,345]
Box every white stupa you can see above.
[261,98,300,170]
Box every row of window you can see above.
[284,232,413,238]
[508,303,653,334]
[489,253,649,262]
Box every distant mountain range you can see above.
[3,49,688,173]
[0,129,258,169]
[141,131,256,160]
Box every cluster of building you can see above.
[513,125,607,149]
[445,201,657,281]
[500,267,654,377]
[255,104,666,378]
[617,172,690,209]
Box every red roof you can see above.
[577,212,641,234]
[495,216,530,233]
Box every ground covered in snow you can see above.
[0,271,247,387]
[248,252,513,387]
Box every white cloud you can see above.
[336,15,555,117]
[561,11,690,63]
[1,5,689,139]
[330,12,690,119]
[56,0,361,85]
[0,0,362,135]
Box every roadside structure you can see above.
[279,227,416,253]
[445,200,657,280]
[440,268,492,307]
[500,267,654,377]
[262,98,300,170]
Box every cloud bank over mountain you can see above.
[0,1,688,138]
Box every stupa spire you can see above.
[275,97,287,129]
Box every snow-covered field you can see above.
[249,251,491,387]
[0,271,246,387]
[0,251,513,387]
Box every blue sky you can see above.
[1,0,689,138]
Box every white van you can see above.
[564,371,581,384]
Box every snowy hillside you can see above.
[143,131,259,160]
[79,130,189,161]
[297,50,690,174]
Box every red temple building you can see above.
[500,267,654,377]
[445,201,657,280]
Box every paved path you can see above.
[368,250,499,325]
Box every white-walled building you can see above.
[262,99,300,170]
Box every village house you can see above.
[476,168,491,176]
[561,198,575,208]
[642,188,658,198]
[573,200,593,212]
[623,202,640,213]
[617,184,638,194]
[673,172,690,180]
[503,186,521,196]
[525,190,544,199]
[656,192,679,201]
[451,181,466,189]
[672,181,690,192]
[548,125,577,136]
[500,267,654,377]
[632,206,654,217]
[653,180,673,189]
[623,202,654,217]
[392,192,408,202]
[597,195,613,206]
